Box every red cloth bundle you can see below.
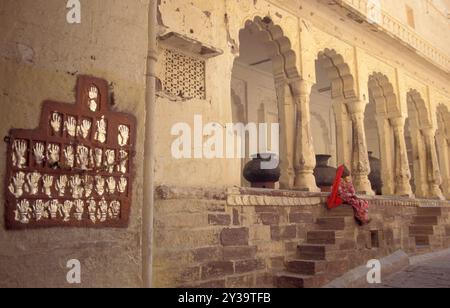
[327,165,344,209]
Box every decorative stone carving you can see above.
[391,117,413,197]
[422,127,444,200]
[106,177,116,194]
[33,143,45,165]
[109,201,121,219]
[63,145,75,168]
[8,172,25,198]
[65,116,77,137]
[118,125,130,147]
[76,145,89,170]
[104,149,115,173]
[88,86,99,112]
[78,119,92,139]
[26,172,41,195]
[118,150,128,174]
[56,175,68,197]
[97,199,108,222]
[12,140,27,169]
[4,76,136,229]
[74,200,84,221]
[50,113,62,134]
[60,200,73,222]
[95,176,105,197]
[95,116,107,144]
[47,144,60,166]
[15,200,31,224]
[118,177,127,194]
[33,200,46,221]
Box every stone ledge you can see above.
[155,185,450,208]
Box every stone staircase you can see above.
[276,205,358,288]
[410,207,445,252]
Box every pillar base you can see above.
[294,172,320,192]
[354,175,375,196]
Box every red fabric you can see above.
[327,165,344,209]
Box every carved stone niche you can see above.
[4,75,137,230]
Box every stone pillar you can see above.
[376,115,395,195]
[422,127,444,200]
[346,101,374,195]
[444,138,450,199]
[391,117,413,197]
[333,101,352,167]
[292,80,319,192]
[275,82,296,189]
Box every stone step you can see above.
[414,235,430,246]
[326,205,354,217]
[316,217,355,231]
[413,215,439,225]
[417,207,442,216]
[307,231,337,245]
[409,225,436,236]
[276,272,327,288]
[285,259,326,276]
[297,244,331,261]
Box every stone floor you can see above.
[374,253,450,288]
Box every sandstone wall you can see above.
[0,0,148,287]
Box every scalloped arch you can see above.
[239,16,301,84]
[407,89,432,128]
[368,73,401,117]
[317,48,356,100]
[437,104,450,139]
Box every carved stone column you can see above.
[292,80,319,192]
[376,115,395,195]
[391,117,413,197]
[275,82,296,189]
[333,101,352,167]
[444,138,450,199]
[422,127,444,200]
[346,101,374,195]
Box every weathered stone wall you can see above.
[153,186,450,288]
[0,0,148,287]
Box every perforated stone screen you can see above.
[162,48,206,100]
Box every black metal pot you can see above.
[368,151,382,195]
[313,154,337,191]
[243,153,281,189]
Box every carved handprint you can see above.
[118,125,130,147]
[95,176,105,196]
[117,150,128,174]
[9,172,25,198]
[118,177,128,194]
[104,149,115,173]
[50,113,62,134]
[95,116,107,144]
[88,86,99,112]
[15,200,31,224]
[33,200,46,221]
[78,119,92,139]
[88,199,97,223]
[94,148,103,168]
[106,177,116,194]
[47,144,60,166]
[108,201,121,219]
[48,200,59,219]
[63,146,74,168]
[13,140,27,169]
[59,200,73,222]
[56,175,68,197]
[97,199,108,222]
[74,200,85,221]
[65,116,77,137]
[26,172,41,195]
[77,146,89,170]
[33,143,45,165]
[42,175,54,197]
[83,175,94,198]
[70,175,84,199]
